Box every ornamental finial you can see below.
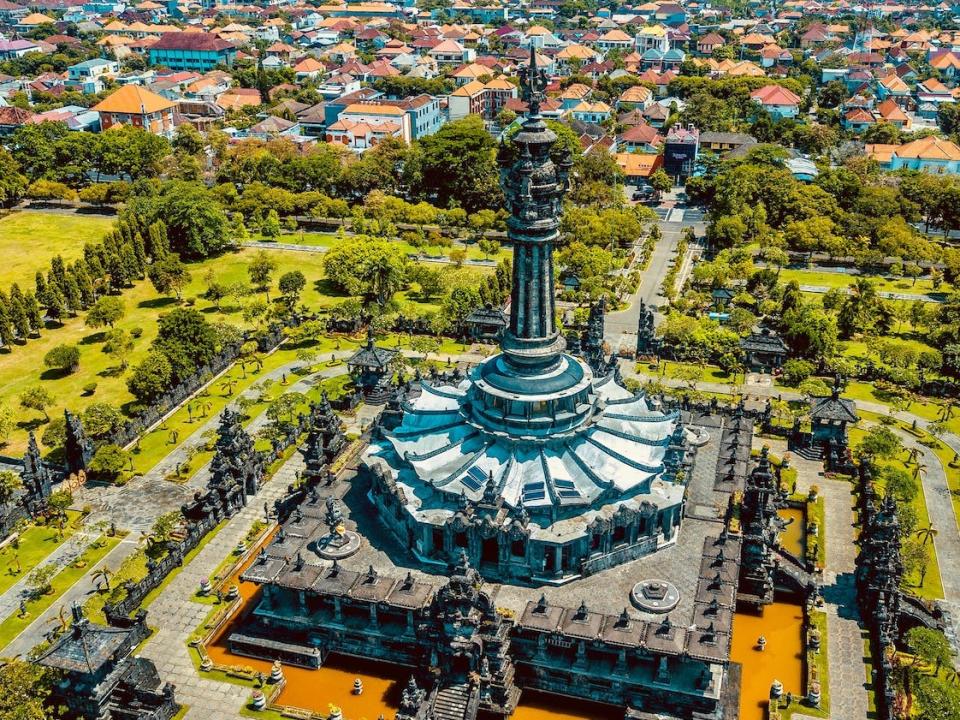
[520,45,547,118]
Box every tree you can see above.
[124,181,228,259]
[103,328,134,369]
[648,169,672,194]
[19,386,54,421]
[172,123,204,155]
[27,563,57,596]
[0,469,22,509]
[261,208,281,238]
[88,444,128,481]
[81,402,123,438]
[883,466,918,503]
[857,425,902,460]
[411,334,440,359]
[127,352,173,403]
[277,270,306,308]
[86,296,125,329]
[92,566,114,591]
[0,659,53,720]
[914,674,960,720]
[147,253,191,300]
[43,343,80,374]
[248,250,277,297]
[26,178,76,205]
[416,115,502,212]
[408,265,445,300]
[153,308,218,382]
[0,403,13,446]
[0,148,27,207]
[323,237,408,306]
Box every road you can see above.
[604,198,706,352]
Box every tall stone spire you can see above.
[497,46,573,372]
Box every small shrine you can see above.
[464,304,508,343]
[739,326,788,373]
[346,327,398,402]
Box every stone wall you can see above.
[104,515,218,624]
[101,324,286,452]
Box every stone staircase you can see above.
[792,445,824,462]
[432,683,472,720]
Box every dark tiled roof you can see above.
[810,391,858,423]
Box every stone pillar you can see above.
[369,603,378,626]
[406,610,415,635]
[333,597,342,622]
[554,546,562,576]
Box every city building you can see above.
[749,84,802,119]
[148,32,237,71]
[66,58,119,93]
[866,136,960,174]
[662,124,699,180]
[92,84,176,136]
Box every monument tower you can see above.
[364,49,690,582]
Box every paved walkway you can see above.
[0,531,97,622]
[138,457,297,720]
[759,437,870,720]
[818,477,871,720]
[2,536,139,656]
[604,204,705,350]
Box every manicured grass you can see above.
[779,267,951,297]
[851,417,945,600]
[0,244,468,457]
[0,511,83,595]
[0,534,120,653]
[639,360,735,385]
[257,229,513,263]
[83,544,153,625]
[0,211,115,289]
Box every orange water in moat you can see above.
[778,507,806,559]
[731,602,805,720]
[203,541,405,718]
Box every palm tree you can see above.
[939,400,957,422]
[915,525,938,586]
[905,447,921,466]
[911,462,927,481]
[916,525,938,547]
[91,567,113,592]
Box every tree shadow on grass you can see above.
[80,331,107,345]
[313,278,347,298]
[39,368,74,381]
[16,418,46,432]
[138,297,178,310]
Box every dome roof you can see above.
[367,360,680,514]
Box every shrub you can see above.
[82,382,98,396]
[130,327,143,339]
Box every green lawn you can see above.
[255,230,513,263]
[0,511,83,595]
[0,211,115,290]
[850,418,944,600]
[0,534,120,653]
[779,267,951,297]
[0,244,479,457]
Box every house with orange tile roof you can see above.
[614,152,662,184]
[326,103,409,150]
[93,84,175,136]
[866,136,960,174]
[875,98,911,129]
[750,84,802,119]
